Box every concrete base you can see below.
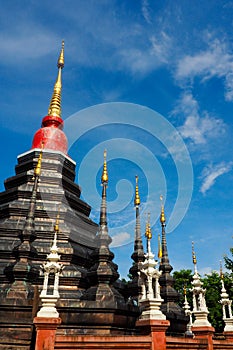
[224,318,233,332]
[37,297,59,318]
[140,298,166,320]
[192,310,211,327]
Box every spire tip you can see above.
[158,233,162,259]
[101,150,108,183]
[160,195,166,224]
[145,213,152,240]
[57,40,65,68]
[220,260,224,279]
[134,175,140,206]
[192,241,197,265]
[48,42,65,118]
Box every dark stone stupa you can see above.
[0,42,139,349]
[127,176,145,302]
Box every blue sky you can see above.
[0,0,233,279]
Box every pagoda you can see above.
[0,42,139,349]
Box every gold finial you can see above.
[220,260,224,279]
[160,195,166,224]
[57,40,65,68]
[101,150,108,183]
[54,207,60,233]
[183,285,187,296]
[50,207,61,254]
[34,142,44,176]
[134,175,140,206]
[145,213,152,240]
[48,41,65,118]
[192,241,197,265]
[158,233,162,259]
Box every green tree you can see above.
[173,269,193,308]
[202,272,223,332]
[224,247,233,272]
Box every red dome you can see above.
[32,123,68,154]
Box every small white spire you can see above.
[138,216,165,320]
[37,212,63,318]
[191,243,211,328]
[219,264,233,332]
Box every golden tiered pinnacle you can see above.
[34,142,44,176]
[57,41,65,68]
[54,210,60,233]
[134,175,140,206]
[158,233,162,259]
[192,241,197,265]
[160,195,166,224]
[48,41,65,118]
[51,209,61,254]
[101,150,108,183]
[145,213,152,240]
[220,260,224,279]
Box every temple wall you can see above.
[52,333,233,350]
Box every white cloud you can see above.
[118,31,171,75]
[225,72,233,101]
[1,31,59,64]
[173,92,225,145]
[198,266,212,277]
[150,32,171,64]
[175,38,233,101]
[111,232,131,247]
[0,2,172,76]
[179,113,224,145]
[141,0,152,24]
[200,162,233,194]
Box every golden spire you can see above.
[183,285,187,296]
[145,213,152,240]
[192,241,197,265]
[220,260,224,279]
[101,150,108,183]
[160,195,166,224]
[158,232,162,259]
[51,207,61,254]
[48,41,65,118]
[134,175,140,206]
[54,208,60,233]
[34,142,44,176]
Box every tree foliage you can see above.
[202,272,224,332]
[173,268,233,333]
[224,247,233,272]
[173,269,193,307]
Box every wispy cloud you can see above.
[117,31,171,75]
[173,92,225,145]
[0,1,172,76]
[1,30,59,64]
[141,0,152,24]
[111,232,131,247]
[200,162,233,194]
[198,266,212,276]
[175,37,233,101]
